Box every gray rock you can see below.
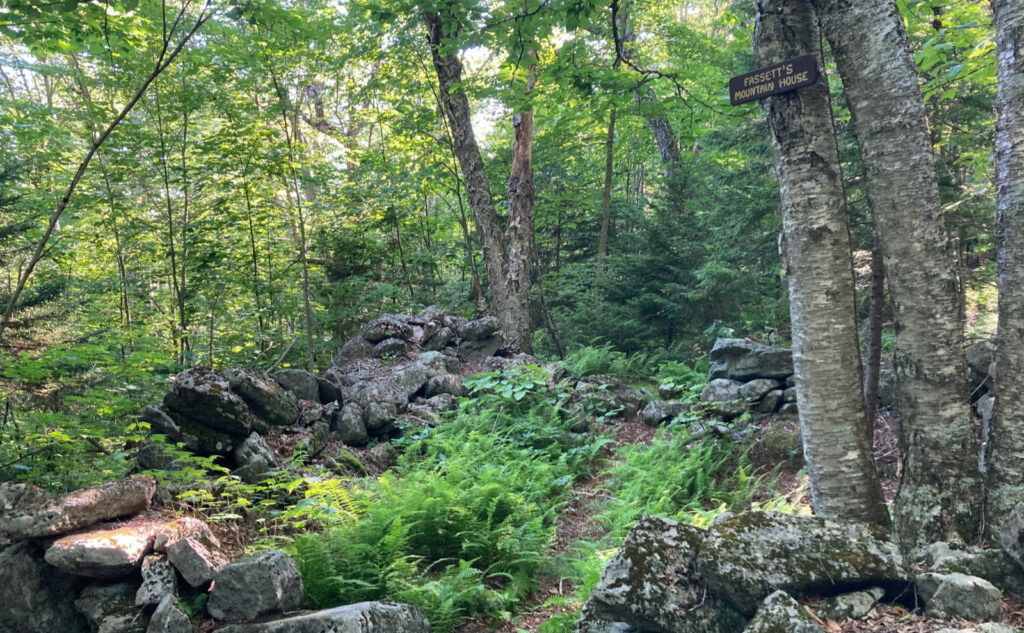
[45,523,154,578]
[225,368,301,427]
[365,401,398,433]
[756,390,784,414]
[412,305,446,324]
[701,379,746,419]
[206,550,304,622]
[738,379,782,402]
[0,541,87,633]
[641,400,689,427]
[422,326,455,351]
[272,369,320,402]
[342,379,407,412]
[394,365,429,399]
[296,420,330,457]
[815,586,884,621]
[782,387,797,403]
[785,374,796,387]
[424,394,459,412]
[584,515,746,633]
[457,316,500,341]
[573,602,640,633]
[916,572,1004,622]
[167,535,227,587]
[460,334,504,361]
[709,339,793,381]
[745,591,823,633]
[136,555,177,607]
[316,375,344,405]
[215,601,430,633]
[144,404,242,455]
[152,517,217,553]
[335,403,369,446]
[0,476,155,540]
[163,367,253,436]
[333,335,375,364]
[147,595,191,633]
[373,337,408,358]
[779,402,799,416]
[967,340,997,378]
[76,581,145,633]
[977,393,995,426]
[412,350,460,376]
[235,432,278,469]
[696,511,907,616]
[575,376,651,419]
[921,541,1024,600]
[300,403,326,426]
[363,315,414,343]
[425,374,467,398]
[0,481,48,513]
[995,502,1024,572]
[444,314,469,331]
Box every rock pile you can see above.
[137,306,537,481]
[576,511,1023,633]
[0,477,429,633]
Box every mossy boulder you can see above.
[696,511,908,616]
[583,514,746,633]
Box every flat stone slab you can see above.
[0,476,155,539]
[215,602,430,633]
[46,523,155,578]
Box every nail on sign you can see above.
[729,54,818,106]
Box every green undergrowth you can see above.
[287,365,609,632]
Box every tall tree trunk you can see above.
[424,7,535,351]
[754,0,888,525]
[597,108,616,269]
[863,232,886,436]
[985,0,1024,547]
[815,0,980,550]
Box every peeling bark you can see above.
[815,0,980,550]
[986,0,1024,541]
[755,0,888,525]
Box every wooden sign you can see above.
[729,54,818,106]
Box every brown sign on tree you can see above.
[729,54,818,106]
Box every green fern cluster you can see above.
[289,365,601,632]
[560,344,650,380]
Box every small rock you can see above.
[152,517,217,553]
[641,400,688,427]
[225,368,300,426]
[422,326,455,351]
[783,386,797,403]
[424,394,459,412]
[136,555,177,607]
[214,601,429,633]
[147,595,191,633]
[373,337,407,358]
[412,305,446,324]
[363,315,414,343]
[316,375,344,405]
[296,420,330,457]
[75,581,140,631]
[916,572,1004,622]
[457,316,500,341]
[45,523,155,578]
[333,335,375,364]
[234,432,278,469]
[779,402,798,415]
[335,402,369,446]
[206,550,304,622]
[272,369,320,402]
[701,379,747,418]
[921,541,1024,600]
[745,591,823,633]
[738,379,782,402]
[815,586,884,620]
[166,535,228,588]
[459,334,504,361]
[0,476,156,540]
[756,389,784,413]
[394,365,429,399]
[365,401,398,433]
[424,374,467,398]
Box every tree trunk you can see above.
[863,232,886,433]
[815,0,980,550]
[424,7,535,351]
[597,108,616,269]
[754,0,888,526]
[985,0,1024,544]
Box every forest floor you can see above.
[455,412,1024,633]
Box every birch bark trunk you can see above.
[754,0,888,525]
[815,0,980,550]
[985,0,1024,543]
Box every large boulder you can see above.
[916,572,1004,622]
[708,339,793,381]
[641,400,689,427]
[272,369,320,402]
[744,591,823,633]
[142,404,241,455]
[225,368,301,426]
[460,335,504,362]
[457,316,500,341]
[163,367,253,436]
[0,541,87,633]
[342,379,407,412]
[696,511,907,616]
[581,515,746,633]
[0,476,155,540]
[215,601,430,633]
[206,550,304,622]
[738,379,782,402]
[45,523,155,578]
[333,335,375,364]
[921,541,1024,600]
[363,315,414,343]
